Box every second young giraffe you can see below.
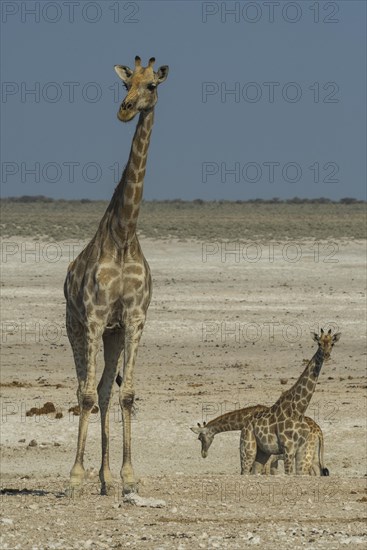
[239,329,341,475]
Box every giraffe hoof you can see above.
[65,483,83,499]
[100,482,115,496]
[122,482,139,495]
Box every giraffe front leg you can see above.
[69,391,95,494]
[68,323,100,495]
[252,461,264,475]
[253,449,271,475]
[119,319,144,495]
[240,426,257,475]
[98,328,124,495]
[270,455,283,475]
[263,455,280,475]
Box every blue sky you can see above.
[1,0,366,200]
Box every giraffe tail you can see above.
[318,430,329,476]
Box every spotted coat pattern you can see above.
[64,57,168,495]
[239,330,341,475]
[192,406,328,475]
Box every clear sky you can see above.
[1,0,366,200]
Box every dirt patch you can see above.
[0,380,32,388]
[26,402,56,417]
[68,405,99,416]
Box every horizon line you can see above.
[1,196,365,205]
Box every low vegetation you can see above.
[1,197,365,240]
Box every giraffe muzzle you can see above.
[118,105,137,122]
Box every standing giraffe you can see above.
[239,329,341,475]
[191,406,328,475]
[64,56,169,495]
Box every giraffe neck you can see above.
[272,346,325,417]
[101,109,155,244]
[206,406,265,435]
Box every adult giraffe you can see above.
[64,56,169,495]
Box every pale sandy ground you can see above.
[0,237,366,549]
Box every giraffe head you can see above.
[114,56,169,122]
[312,328,341,360]
[190,422,214,458]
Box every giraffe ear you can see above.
[156,65,169,84]
[114,65,133,83]
[190,426,201,434]
[332,332,341,343]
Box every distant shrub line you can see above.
[0,195,364,205]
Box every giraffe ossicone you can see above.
[64,57,169,496]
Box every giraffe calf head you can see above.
[190,422,215,458]
[312,328,341,360]
[115,56,169,122]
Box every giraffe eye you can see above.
[147,83,156,91]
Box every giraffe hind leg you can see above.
[283,442,297,475]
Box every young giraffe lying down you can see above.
[191,405,329,475]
